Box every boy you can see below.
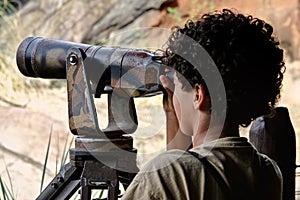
[122,9,284,200]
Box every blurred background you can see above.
[0,0,299,199]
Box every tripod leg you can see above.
[107,179,119,200]
[80,184,91,200]
[37,163,82,200]
[81,160,119,200]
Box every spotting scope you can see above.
[16,37,169,97]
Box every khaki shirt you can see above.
[122,137,282,200]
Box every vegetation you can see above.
[0,160,15,200]
[1,1,27,104]
[0,0,54,108]
[166,0,216,24]
[0,127,75,199]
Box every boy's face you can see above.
[173,72,195,136]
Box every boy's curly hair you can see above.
[164,9,286,127]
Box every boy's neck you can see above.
[193,123,240,147]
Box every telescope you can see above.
[16,37,170,199]
[16,37,170,136]
[17,37,168,97]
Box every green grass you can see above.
[0,0,16,17]
[167,6,182,23]
[39,127,75,193]
[0,128,77,199]
[40,126,53,192]
[0,160,15,200]
[0,4,19,198]
[38,129,107,199]
[0,159,16,200]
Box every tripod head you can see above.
[16,37,169,137]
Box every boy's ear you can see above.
[193,84,208,110]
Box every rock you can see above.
[15,0,173,45]
[17,0,118,42]
[82,0,169,44]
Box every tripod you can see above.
[37,48,139,200]
[36,136,138,200]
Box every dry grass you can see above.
[0,5,31,105]
[0,1,59,108]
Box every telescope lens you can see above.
[16,37,39,77]
[16,37,91,79]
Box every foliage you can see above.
[167,6,182,23]
[0,128,76,199]
[0,0,53,106]
[0,0,29,103]
[40,127,75,193]
[167,0,216,24]
[38,129,107,199]
[0,0,16,16]
[0,161,15,200]
[40,127,53,192]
